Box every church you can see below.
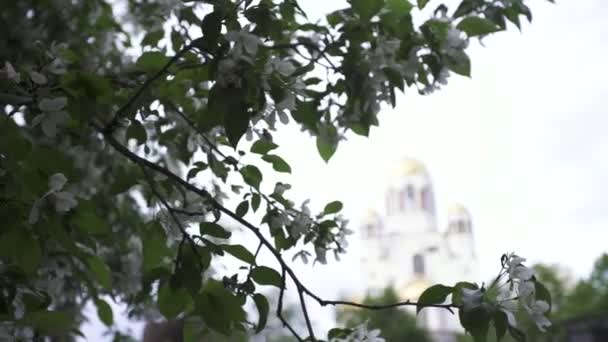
[358,158,478,342]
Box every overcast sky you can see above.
[82,0,608,339]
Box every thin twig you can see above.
[95,124,461,340]
[103,43,198,134]
[139,165,204,270]
[277,268,304,342]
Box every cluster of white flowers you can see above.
[290,200,313,239]
[29,173,78,224]
[330,322,385,342]
[2,43,67,84]
[32,96,70,138]
[3,61,21,83]
[186,132,207,153]
[216,25,262,88]
[461,253,551,332]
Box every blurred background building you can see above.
[359,158,478,342]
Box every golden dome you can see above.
[362,209,380,222]
[390,158,428,178]
[399,277,433,300]
[447,203,470,217]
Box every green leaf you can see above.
[72,210,110,235]
[316,134,337,162]
[141,30,164,47]
[457,17,500,37]
[200,12,223,50]
[493,310,508,341]
[324,201,343,215]
[236,200,249,217]
[21,310,73,335]
[136,51,169,73]
[328,328,353,339]
[251,193,261,212]
[158,282,190,320]
[534,280,552,312]
[208,85,250,148]
[126,120,147,145]
[8,230,41,275]
[387,0,414,14]
[508,326,526,342]
[222,244,255,264]
[38,97,68,112]
[87,256,112,289]
[251,139,278,155]
[199,222,231,239]
[143,222,170,271]
[262,154,291,173]
[251,266,283,288]
[351,0,383,21]
[454,0,476,18]
[196,280,246,334]
[446,50,471,77]
[461,307,491,342]
[95,299,114,326]
[417,0,431,9]
[240,165,263,189]
[416,284,453,314]
[253,293,269,333]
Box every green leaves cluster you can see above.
[0,0,551,340]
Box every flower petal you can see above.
[49,173,68,192]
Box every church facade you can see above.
[359,159,478,342]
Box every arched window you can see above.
[413,253,425,275]
[406,184,415,209]
[421,186,434,213]
[457,220,470,233]
[397,189,404,211]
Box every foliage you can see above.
[458,253,608,342]
[0,0,553,340]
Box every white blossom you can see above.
[4,61,20,83]
[47,58,67,75]
[32,110,69,138]
[28,70,47,85]
[216,58,242,88]
[273,183,291,196]
[265,58,296,77]
[48,173,68,192]
[225,25,262,62]
[331,322,385,342]
[28,173,78,224]
[518,280,535,299]
[52,191,78,212]
[290,214,311,238]
[507,254,535,281]
[445,27,468,51]
[187,132,206,152]
[496,289,518,327]
[524,300,551,332]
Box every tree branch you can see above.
[95,124,461,341]
[102,43,199,134]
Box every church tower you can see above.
[358,159,478,342]
[384,158,437,233]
